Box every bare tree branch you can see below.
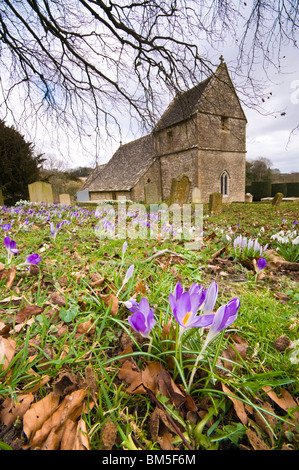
[0,0,298,163]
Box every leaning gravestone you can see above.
[191,187,201,204]
[76,190,89,203]
[209,192,223,215]
[272,192,284,207]
[28,181,53,203]
[59,193,71,205]
[169,174,191,206]
[144,181,159,204]
[0,188,4,206]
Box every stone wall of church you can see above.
[154,118,198,201]
[159,148,198,201]
[130,159,162,202]
[197,149,246,203]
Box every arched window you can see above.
[220,171,228,196]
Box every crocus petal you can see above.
[257,257,267,271]
[208,298,240,341]
[169,293,177,313]
[26,253,41,265]
[127,297,156,337]
[203,281,218,314]
[4,236,11,250]
[190,313,215,328]
[123,264,134,284]
[139,297,150,317]
[173,281,184,300]
[128,312,147,335]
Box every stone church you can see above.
[82,59,247,203]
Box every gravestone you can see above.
[169,174,191,206]
[245,193,253,203]
[59,193,71,205]
[209,192,223,215]
[272,192,284,207]
[192,187,201,203]
[144,181,159,204]
[0,188,4,206]
[76,190,89,203]
[28,181,53,203]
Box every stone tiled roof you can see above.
[154,77,212,131]
[84,134,155,192]
[82,164,106,190]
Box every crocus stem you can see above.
[187,338,209,393]
[148,336,153,354]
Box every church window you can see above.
[220,171,228,195]
[220,116,229,132]
[167,130,173,148]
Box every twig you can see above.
[142,249,189,263]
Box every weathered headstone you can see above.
[191,187,201,204]
[169,174,191,206]
[272,192,284,207]
[0,188,4,206]
[144,181,159,204]
[28,181,53,203]
[76,190,89,202]
[245,193,253,203]
[59,193,71,205]
[209,192,223,215]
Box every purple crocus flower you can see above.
[123,264,134,284]
[257,257,267,271]
[4,236,19,264]
[124,298,140,313]
[4,236,19,254]
[205,298,240,345]
[127,297,156,338]
[169,281,218,320]
[1,223,12,231]
[171,291,215,331]
[26,253,41,265]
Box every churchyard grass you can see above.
[0,201,298,450]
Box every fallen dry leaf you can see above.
[0,393,34,426]
[23,392,60,440]
[246,428,270,450]
[76,319,96,337]
[60,419,77,450]
[149,407,177,451]
[100,292,119,316]
[0,266,16,288]
[15,304,43,323]
[89,273,105,287]
[28,388,87,448]
[222,383,248,425]
[263,386,299,420]
[73,417,90,450]
[49,292,66,306]
[100,421,118,450]
[0,336,16,372]
[119,359,187,411]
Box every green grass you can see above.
[0,201,298,450]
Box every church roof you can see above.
[83,134,155,192]
[154,76,212,131]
